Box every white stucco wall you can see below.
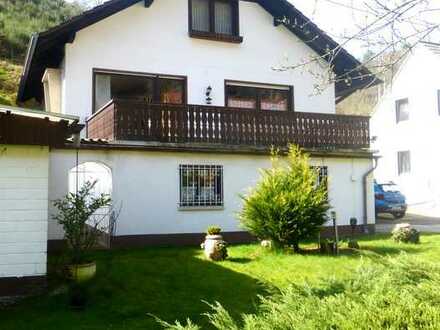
[48,149,374,240]
[371,44,440,216]
[0,146,48,278]
[62,0,336,123]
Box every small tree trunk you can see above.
[293,241,300,253]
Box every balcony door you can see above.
[93,69,187,112]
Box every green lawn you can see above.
[1,234,440,330]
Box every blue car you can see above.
[375,182,407,219]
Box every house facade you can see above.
[14,0,377,250]
[371,42,440,217]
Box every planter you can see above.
[203,235,228,261]
[67,262,96,282]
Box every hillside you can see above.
[0,0,84,105]
[0,59,21,105]
[0,0,84,62]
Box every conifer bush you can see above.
[238,145,330,252]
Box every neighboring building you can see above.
[371,42,440,216]
[14,0,377,250]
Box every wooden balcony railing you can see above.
[86,99,370,150]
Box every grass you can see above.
[1,234,440,329]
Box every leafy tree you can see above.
[0,0,84,61]
[239,145,330,252]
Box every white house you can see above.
[1,0,377,290]
[371,42,440,217]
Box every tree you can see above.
[277,1,440,94]
[0,0,84,61]
[239,145,330,252]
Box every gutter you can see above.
[362,156,380,233]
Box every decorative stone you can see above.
[203,235,228,261]
[261,240,273,249]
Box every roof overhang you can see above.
[0,105,83,147]
[17,0,379,103]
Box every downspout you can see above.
[362,156,380,233]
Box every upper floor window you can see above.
[397,151,411,176]
[395,98,409,123]
[225,81,293,111]
[93,70,186,112]
[189,0,242,43]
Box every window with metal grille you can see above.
[179,165,223,208]
[398,151,411,175]
[311,166,328,191]
[396,98,409,123]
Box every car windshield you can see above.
[381,184,399,192]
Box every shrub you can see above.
[206,226,222,236]
[159,256,440,329]
[392,224,420,244]
[52,181,112,264]
[239,145,330,252]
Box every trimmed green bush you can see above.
[239,145,330,252]
[159,255,440,329]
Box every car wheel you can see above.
[392,212,405,219]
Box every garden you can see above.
[1,146,439,329]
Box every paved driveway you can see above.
[376,214,440,233]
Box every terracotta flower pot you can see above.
[67,262,96,282]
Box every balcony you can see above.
[86,99,370,151]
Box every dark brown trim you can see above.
[111,231,256,248]
[224,79,294,111]
[62,140,375,159]
[50,225,375,250]
[189,30,243,43]
[188,0,243,44]
[92,68,188,113]
[0,276,46,297]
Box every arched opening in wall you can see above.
[68,162,114,246]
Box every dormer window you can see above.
[189,0,243,43]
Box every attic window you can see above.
[189,0,243,43]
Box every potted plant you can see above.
[201,226,228,261]
[52,181,112,282]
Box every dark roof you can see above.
[0,105,82,147]
[17,0,378,103]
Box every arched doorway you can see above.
[68,162,114,246]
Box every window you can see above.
[93,70,186,112]
[189,0,242,42]
[179,165,223,208]
[396,98,409,123]
[311,166,328,192]
[225,81,293,111]
[398,151,411,175]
